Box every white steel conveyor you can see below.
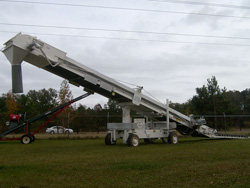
[2,33,248,146]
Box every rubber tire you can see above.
[28,134,35,142]
[65,130,69,134]
[50,131,55,134]
[21,134,32,144]
[31,134,35,142]
[105,133,116,145]
[168,132,178,144]
[127,134,140,147]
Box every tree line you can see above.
[0,80,122,133]
[0,76,249,133]
[173,76,250,130]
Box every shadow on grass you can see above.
[0,141,21,145]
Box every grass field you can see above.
[0,137,250,188]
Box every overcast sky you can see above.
[0,0,250,108]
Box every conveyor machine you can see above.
[2,33,247,146]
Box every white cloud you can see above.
[0,0,250,108]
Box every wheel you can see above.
[50,131,55,134]
[29,134,35,142]
[65,130,69,134]
[21,134,32,144]
[168,132,178,144]
[144,138,155,144]
[105,133,116,145]
[127,134,140,147]
[5,121,10,127]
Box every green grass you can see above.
[0,137,250,188]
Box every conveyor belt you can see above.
[0,93,91,139]
[2,33,248,139]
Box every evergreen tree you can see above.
[26,88,57,115]
[190,76,231,129]
[104,99,122,123]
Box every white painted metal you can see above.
[2,33,248,145]
[122,106,132,123]
[2,34,193,128]
[166,99,170,131]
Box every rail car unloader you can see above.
[1,33,249,146]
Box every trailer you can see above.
[1,33,249,146]
[0,93,91,144]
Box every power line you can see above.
[1,22,250,40]
[1,30,250,47]
[0,0,250,20]
[148,0,250,10]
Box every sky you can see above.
[0,0,250,108]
